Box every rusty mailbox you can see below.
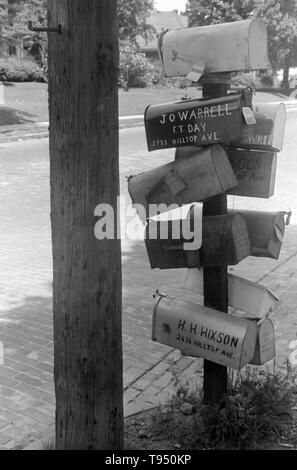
[128,145,237,221]
[158,18,268,79]
[234,102,286,152]
[145,209,251,268]
[144,91,253,152]
[152,293,257,370]
[230,209,286,259]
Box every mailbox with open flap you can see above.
[158,18,268,78]
[152,293,257,370]
[182,269,278,319]
[128,145,238,221]
[145,210,251,268]
[230,209,286,259]
[144,91,252,152]
[249,318,275,365]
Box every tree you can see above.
[0,0,9,56]
[48,0,123,449]
[185,0,297,88]
[185,0,254,26]
[256,0,297,88]
[117,0,154,41]
[0,0,47,65]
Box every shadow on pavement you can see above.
[0,107,36,126]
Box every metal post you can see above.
[202,79,229,405]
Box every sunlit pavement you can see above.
[0,108,297,448]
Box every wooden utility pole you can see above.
[47,0,123,449]
[202,79,229,405]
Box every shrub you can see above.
[231,71,259,89]
[0,56,45,82]
[258,70,280,88]
[198,366,297,449]
[147,363,297,450]
[119,42,157,90]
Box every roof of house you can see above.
[137,10,188,52]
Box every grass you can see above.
[137,362,297,450]
[1,82,49,123]
[0,82,289,127]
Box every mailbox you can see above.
[145,211,251,268]
[144,91,253,152]
[128,145,238,221]
[152,293,257,370]
[249,318,275,365]
[230,209,286,259]
[182,269,278,319]
[234,103,286,152]
[227,148,277,198]
[158,18,268,78]
[176,146,277,199]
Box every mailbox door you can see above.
[227,149,277,198]
[249,319,275,365]
[230,210,285,259]
[200,213,251,266]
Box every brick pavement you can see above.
[1,135,297,449]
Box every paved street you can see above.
[0,108,297,448]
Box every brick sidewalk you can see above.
[1,228,297,449]
[1,134,297,449]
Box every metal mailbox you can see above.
[249,318,275,365]
[158,18,268,79]
[144,91,252,152]
[183,269,278,319]
[145,211,251,269]
[152,293,257,370]
[230,209,286,259]
[234,103,286,152]
[227,148,277,198]
[128,145,238,221]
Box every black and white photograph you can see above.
[0,0,297,454]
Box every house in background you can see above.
[137,9,188,61]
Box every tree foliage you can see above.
[117,0,155,41]
[0,0,47,60]
[185,0,297,86]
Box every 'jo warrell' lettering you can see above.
[145,93,244,151]
[159,104,232,124]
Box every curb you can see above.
[1,101,297,143]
